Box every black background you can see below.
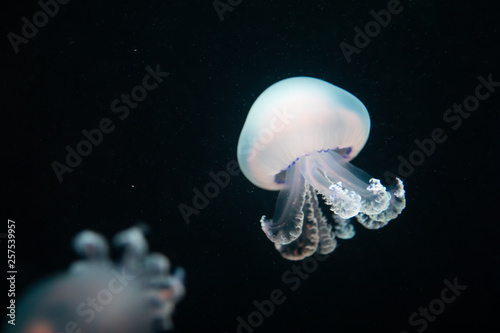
[2,0,499,332]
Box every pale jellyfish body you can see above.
[237,77,406,260]
[4,226,185,333]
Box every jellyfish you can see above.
[4,225,185,333]
[237,77,406,260]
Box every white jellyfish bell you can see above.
[237,77,406,260]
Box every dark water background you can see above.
[2,0,499,332]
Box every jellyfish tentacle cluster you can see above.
[237,76,406,260]
[7,226,185,333]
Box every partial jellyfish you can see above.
[5,225,185,333]
[237,77,406,260]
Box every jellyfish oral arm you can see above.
[261,163,306,245]
[261,150,406,260]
